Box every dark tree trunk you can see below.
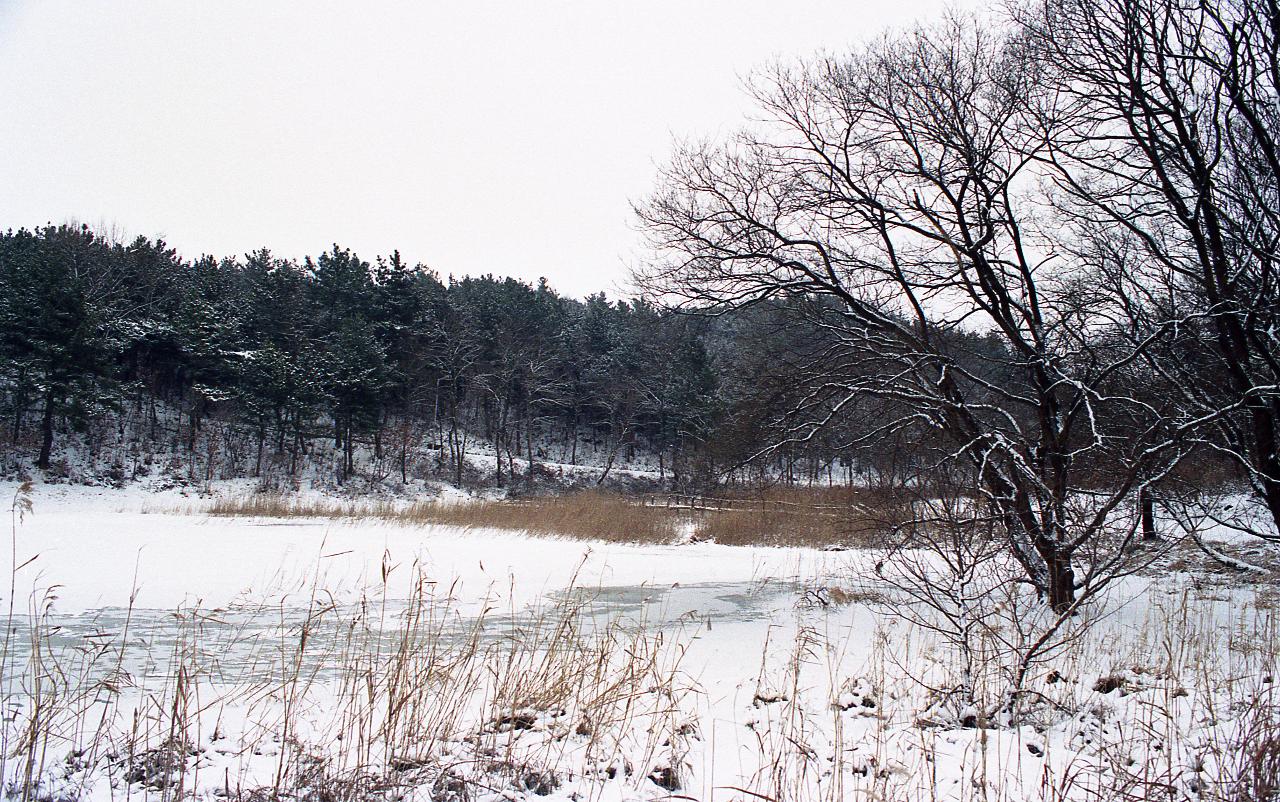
[526,424,535,489]
[1046,553,1076,614]
[454,439,464,486]
[1249,402,1280,535]
[1140,488,1157,541]
[37,389,56,470]
[290,424,301,477]
[343,418,354,481]
[12,366,26,443]
[188,395,204,453]
[400,437,408,485]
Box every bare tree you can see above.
[1021,0,1280,541]
[635,16,1188,610]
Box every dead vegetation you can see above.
[685,486,911,547]
[5,486,1278,802]
[1,562,701,802]
[206,485,912,548]
[207,490,681,543]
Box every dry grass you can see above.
[206,486,911,548]
[1,561,700,802]
[680,485,911,547]
[822,586,888,606]
[208,490,681,543]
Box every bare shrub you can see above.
[1212,700,1280,802]
[866,490,1136,729]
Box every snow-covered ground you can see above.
[1,481,1276,801]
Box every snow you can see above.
[1,480,1276,802]
[2,481,832,616]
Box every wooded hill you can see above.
[0,224,935,491]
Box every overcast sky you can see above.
[0,1,965,298]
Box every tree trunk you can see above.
[188,396,203,453]
[596,424,631,486]
[526,425,535,489]
[37,388,55,470]
[343,418,354,481]
[1250,403,1280,536]
[570,414,578,465]
[1046,553,1076,613]
[455,436,464,486]
[12,366,26,443]
[400,435,409,485]
[1140,488,1157,541]
[495,444,505,488]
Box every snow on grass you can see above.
[1,481,1277,801]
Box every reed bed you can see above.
[207,490,680,542]
[687,486,912,547]
[206,486,911,547]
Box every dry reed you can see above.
[3,546,1276,801]
[208,490,680,543]
[690,486,911,547]
[1,560,700,801]
[206,486,910,548]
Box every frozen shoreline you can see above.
[1,480,1275,801]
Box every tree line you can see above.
[1,225,949,490]
[0,226,722,487]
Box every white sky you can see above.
[0,1,965,298]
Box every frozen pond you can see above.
[9,579,816,688]
[3,482,1272,802]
